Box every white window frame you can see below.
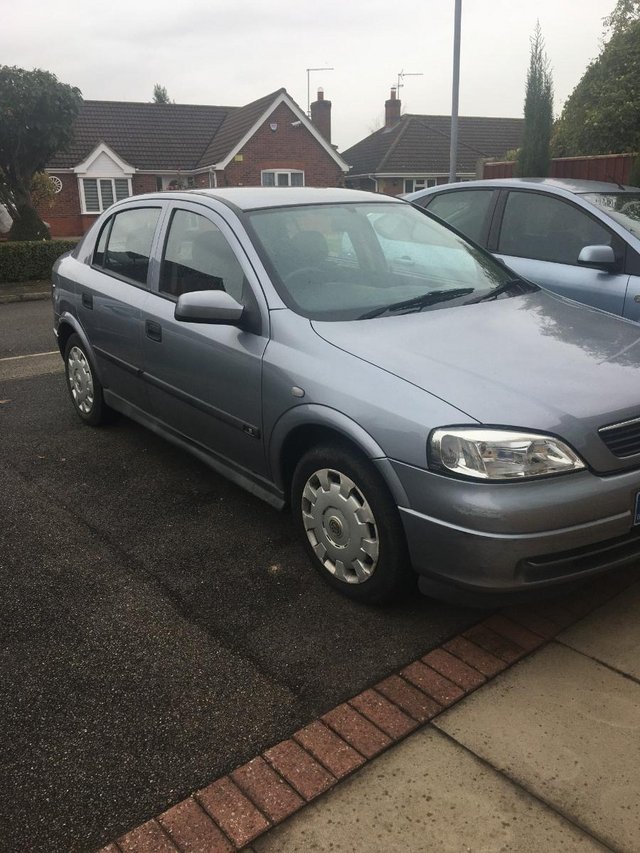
[404,177,438,194]
[261,169,305,187]
[80,177,132,214]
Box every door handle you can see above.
[82,292,93,309]
[145,320,162,342]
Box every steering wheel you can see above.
[283,266,323,284]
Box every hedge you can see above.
[0,239,79,283]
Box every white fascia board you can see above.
[369,171,476,178]
[212,91,350,172]
[44,167,75,173]
[73,142,136,176]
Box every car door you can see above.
[490,190,630,317]
[141,201,269,478]
[83,203,164,409]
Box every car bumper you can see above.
[388,459,640,594]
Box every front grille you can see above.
[599,416,640,457]
[519,527,640,583]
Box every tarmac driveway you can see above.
[0,307,478,853]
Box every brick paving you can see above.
[96,571,637,853]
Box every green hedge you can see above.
[0,239,79,283]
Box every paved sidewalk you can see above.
[0,279,50,303]
[99,569,640,853]
[250,581,640,853]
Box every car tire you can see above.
[291,443,414,604]
[64,333,111,426]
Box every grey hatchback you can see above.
[53,187,640,604]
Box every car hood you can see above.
[312,291,640,474]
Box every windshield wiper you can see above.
[359,287,475,320]
[468,278,532,303]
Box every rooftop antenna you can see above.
[307,67,334,117]
[397,70,423,93]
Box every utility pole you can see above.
[306,67,334,117]
[449,0,462,183]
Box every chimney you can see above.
[310,87,331,143]
[385,87,401,128]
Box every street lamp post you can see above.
[449,0,462,183]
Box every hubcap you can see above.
[67,346,94,414]
[301,468,379,584]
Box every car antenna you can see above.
[606,174,626,190]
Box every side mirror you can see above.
[577,244,616,270]
[175,290,244,324]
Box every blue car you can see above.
[405,178,640,321]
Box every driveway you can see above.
[0,300,478,852]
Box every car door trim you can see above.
[93,345,143,378]
[142,370,261,438]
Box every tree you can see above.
[603,0,640,36]
[552,5,640,160]
[517,22,554,178]
[0,66,82,240]
[153,83,171,104]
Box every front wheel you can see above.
[291,444,414,604]
[64,334,111,426]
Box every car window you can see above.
[99,207,161,285]
[249,202,513,321]
[159,209,246,301]
[498,191,613,264]
[424,190,494,244]
[581,192,640,239]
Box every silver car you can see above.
[405,178,640,321]
[53,187,640,604]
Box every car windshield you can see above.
[581,192,640,239]
[247,202,515,320]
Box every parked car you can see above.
[404,178,640,320]
[53,187,640,605]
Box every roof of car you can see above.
[166,187,403,210]
[406,177,637,197]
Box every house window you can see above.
[404,178,438,194]
[82,178,131,213]
[261,170,304,187]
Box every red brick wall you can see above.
[132,174,157,194]
[220,102,343,188]
[39,173,84,237]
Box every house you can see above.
[342,88,523,196]
[43,88,348,237]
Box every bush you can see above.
[0,238,78,283]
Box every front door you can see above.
[141,202,269,478]
[493,190,630,317]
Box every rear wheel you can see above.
[291,444,414,603]
[64,334,111,425]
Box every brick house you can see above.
[343,88,524,196]
[43,88,347,237]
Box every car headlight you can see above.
[429,428,585,480]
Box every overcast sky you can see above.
[3,0,614,150]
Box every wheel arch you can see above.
[269,405,409,507]
[56,314,105,383]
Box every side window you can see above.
[425,190,494,245]
[498,192,614,264]
[101,208,161,285]
[159,209,246,301]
